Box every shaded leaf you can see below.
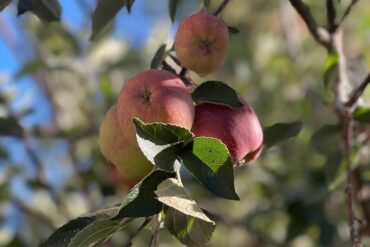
[0,183,9,201]
[124,0,135,13]
[69,220,121,247]
[263,121,302,147]
[0,117,23,137]
[17,0,31,15]
[202,0,211,9]
[0,0,11,11]
[310,124,342,155]
[91,0,126,40]
[156,178,214,223]
[192,81,243,108]
[353,107,370,123]
[325,150,345,191]
[133,118,192,171]
[41,205,120,246]
[227,26,239,34]
[179,137,239,200]
[113,170,175,219]
[40,217,98,247]
[164,207,215,247]
[169,0,182,22]
[18,0,61,22]
[150,44,167,69]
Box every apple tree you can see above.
[0,0,369,246]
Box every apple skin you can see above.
[175,12,229,76]
[99,105,153,180]
[108,164,140,190]
[117,69,195,144]
[191,101,263,164]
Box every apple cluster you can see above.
[99,12,263,186]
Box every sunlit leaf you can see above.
[179,137,239,200]
[353,107,370,123]
[133,118,192,171]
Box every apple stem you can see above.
[175,164,184,187]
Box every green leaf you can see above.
[353,107,370,123]
[124,0,135,13]
[310,124,342,155]
[40,217,99,247]
[156,178,214,223]
[227,26,240,34]
[69,220,121,247]
[169,0,182,22]
[179,137,239,200]
[201,0,211,10]
[0,117,23,137]
[325,150,346,191]
[263,121,302,147]
[164,207,215,247]
[150,44,167,69]
[18,0,61,22]
[90,0,126,40]
[192,81,243,108]
[41,205,120,246]
[0,0,11,11]
[15,60,45,79]
[323,53,339,88]
[113,170,176,220]
[133,118,193,171]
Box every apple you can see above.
[99,105,153,180]
[191,101,263,164]
[108,164,140,190]
[117,69,195,144]
[174,12,229,76]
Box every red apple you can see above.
[99,105,153,180]
[191,101,263,164]
[174,12,229,76]
[117,69,195,144]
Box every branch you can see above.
[344,119,362,246]
[345,73,370,108]
[214,0,231,16]
[150,214,162,247]
[339,0,359,26]
[289,0,331,49]
[326,0,337,32]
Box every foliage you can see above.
[0,0,369,247]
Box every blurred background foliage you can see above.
[0,0,370,246]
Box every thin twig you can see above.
[288,0,331,49]
[339,0,359,26]
[345,73,370,108]
[214,0,231,16]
